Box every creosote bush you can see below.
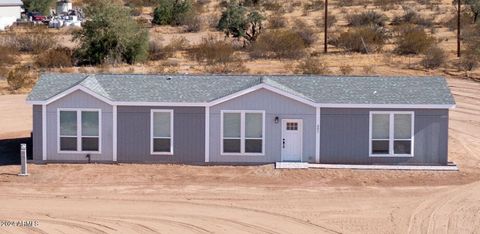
[189,36,235,65]
[35,48,74,68]
[250,29,306,59]
[347,11,389,27]
[420,45,445,69]
[392,9,433,28]
[315,13,337,29]
[339,64,354,75]
[7,65,37,91]
[294,57,330,74]
[293,19,317,47]
[337,26,388,53]
[268,15,287,29]
[394,24,435,55]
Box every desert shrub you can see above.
[303,0,324,12]
[168,36,190,50]
[0,46,16,65]
[268,15,287,29]
[293,19,317,47]
[183,14,203,32]
[250,29,306,59]
[242,0,261,6]
[420,45,445,69]
[218,2,265,43]
[373,0,401,10]
[149,41,169,60]
[453,0,480,24]
[7,65,37,91]
[74,0,149,65]
[35,48,73,68]
[443,12,474,31]
[337,0,366,7]
[337,26,388,53]
[362,65,375,74]
[125,0,158,7]
[152,0,192,25]
[149,36,189,60]
[394,24,435,55]
[205,61,249,73]
[2,27,55,54]
[460,53,479,71]
[189,36,235,65]
[392,9,433,28]
[262,0,283,11]
[315,13,337,29]
[460,24,480,71]
[339,64,354,75]
[136,17,151,27]
[130,6,143,16]
[294,57,330,74]
[347,11,389,27]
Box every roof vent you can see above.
[166,77,172,80]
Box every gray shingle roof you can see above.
[27,73,455,105]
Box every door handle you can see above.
[282,138,285,148]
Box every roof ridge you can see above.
[79,74,112,100]
[262,77,314,101]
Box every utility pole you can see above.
[324,0,328,53]
[457,0,461,57]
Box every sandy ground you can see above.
[0,95,32,139]
[0,77,479,233]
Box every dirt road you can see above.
[0,77,479,233]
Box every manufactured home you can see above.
[27,73,455,165]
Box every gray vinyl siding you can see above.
[117,106,205,163]
[32,105,43,162]
[209,88,316,163]
[45,90,113,162]
[320,108,449,165]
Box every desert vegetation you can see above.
[0,0,479,93]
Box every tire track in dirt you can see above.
[105,198,341,233]
[406,78,480,234]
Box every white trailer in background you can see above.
[56,0,72,14]
[0,0,23,31]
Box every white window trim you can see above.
[57,108,102,154]
[369,111,415,157]
[220,110,265,156]
[150,109,174,155]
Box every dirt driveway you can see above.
[0,78,479,233]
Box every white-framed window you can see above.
[151,109,174,155]
[369,111,414,157]
[58,108,101,153]
[221,110,265,155]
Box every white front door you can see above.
[281,119,303,162]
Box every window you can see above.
[151,110,173,154]
[58,109,100,153]
[222,111,265,155]
[370,112,414,157]
[286,122,298,131]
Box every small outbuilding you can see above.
[0,0,23,31]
